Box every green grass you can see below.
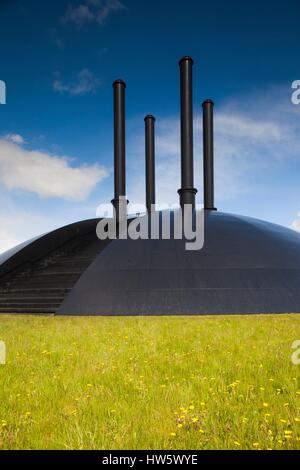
[0,314,300,450]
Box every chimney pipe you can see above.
[111,79,127,221]
[202,99,216,210]
[178,56,197,209]
[144,115,156,213]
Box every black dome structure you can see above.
[57,211,300,315]
[1,57,300,316]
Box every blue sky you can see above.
[0,0,300,251]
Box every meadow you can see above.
[0,314,300,450]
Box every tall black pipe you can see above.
[144,115,156,212]
[202,99,216,210]
[178,56,197,209]
[111,79,127,220]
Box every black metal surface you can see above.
[0,219,109,314]
[0,219,100,280]
[111,79,127,220]
[178,56,197,209]
[0,235,42,268]
[57,211,300,315]
[203,99,216,210]
[144,115,156,212]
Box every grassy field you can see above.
[0,314,300,450]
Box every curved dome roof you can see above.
[57,210,300,315]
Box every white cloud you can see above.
[53,68,101,96]
[5,134,25,144]
[0,207,86,254]
[63,4,94,26]
[62,0,126,27]
[0,211,50,254]
[291,217,300,232]
[0,138,108,201]
[215,114,285,141]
